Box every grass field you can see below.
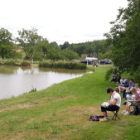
[0,65,139,140]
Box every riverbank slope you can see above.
[0,65,139,140]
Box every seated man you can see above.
[123,87,140,115]
[101,87,121,121]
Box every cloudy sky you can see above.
[0,0,128,45]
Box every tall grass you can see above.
[4,60,15,65]
[39,62,87,69]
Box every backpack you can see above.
[88,115,104,121]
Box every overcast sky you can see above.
[0,0,128,45]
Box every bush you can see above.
[4,60,15,65]
[21,61,31,67]
[39,62,87,70]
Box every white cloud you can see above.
[0,0,128,44]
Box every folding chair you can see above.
[112,109,121,120]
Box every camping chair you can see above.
[112,108,121,120]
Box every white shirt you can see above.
[110,91,121,107]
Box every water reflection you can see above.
[0,66,89,99]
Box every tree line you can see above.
[0,27,113,62]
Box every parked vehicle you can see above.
[80,59,92,65]
[100,59,112,64]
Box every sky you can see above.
[0,0,128,45]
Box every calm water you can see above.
[0,66,88,99]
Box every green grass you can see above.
[0,65,139,140]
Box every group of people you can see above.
[100,77,140,121]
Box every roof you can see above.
[85,57,98,60]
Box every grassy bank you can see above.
[0,65,139,140]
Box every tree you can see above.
[36,37,49,58]
[62,48,79,60]
[17,28,41,61]
[0,28,14,59]
[104,0,140,73]
[46,48,64,61]
[49,42,59,49]
[61,41,70,50]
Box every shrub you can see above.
[4,60,15,65]
[39,62,87,70]
[21,61,31,67]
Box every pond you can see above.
[0,66,90,100]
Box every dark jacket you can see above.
[124,79,129,87]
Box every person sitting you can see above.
[129,78,135,89]
[124,79,135,99]
[135,83,140,93]
[110,74,116,82]
[121,77,129,99]
[101,87,121,121]
[120,77,125,85]
[116,82,121,93]
[122,87,140,115]
[124,77,129,87]
[116,73,121,83]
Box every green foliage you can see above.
[60,41,70,50]
[33,53,43,61]
[39,62,87,69]
[29,88,37,93]
[46,48,64,61]
[98,51,112,59]
[4,60,15,65]
[104,0,140,73]
[49,41,60,49]
[46,47,79,61]
[35,38,49,58]
[61,40,113,58]
[17,28,41,61]
[80,54,88,59]
[0,28,14,59]
[21,61,31,67]
[16,52,23,59]
[62,48,79,60]
[105,67,121,81]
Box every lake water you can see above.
[0,66,88,99]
